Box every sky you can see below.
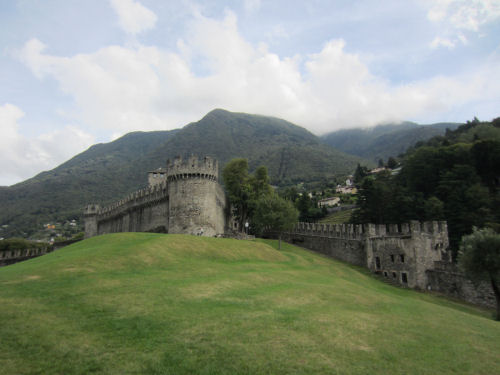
[1,0,500,186]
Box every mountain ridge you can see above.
[0,109,365,238]
[321,121,461,162]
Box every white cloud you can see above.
[17,10,500,137]
[0,103,94,186]
[430,36,456,49]
[109,0,157,35]
[244,0,261,13]
[425,0,500,48]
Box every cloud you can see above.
[426,0,500,48]
[17,10,500,137]
[0,103,94,186]
[109,0,157,35]
[244,0,261,13]
[430,36,457,49]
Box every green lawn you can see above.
[320,209,354,224]
[0,233,498,375]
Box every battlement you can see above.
[292,220,448,239]
[83,204,100,216]
[166,155,218,182]
[96,182,168,220]
[148,168,167,187]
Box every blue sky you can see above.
[1,0,500,185]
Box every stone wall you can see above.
[0,246,53,267]
[166,157,226,236]
[365,221,449,289]
[280,223,367,267]
[426,262,496,309]
[84,155,228,238]
[272,221,494,308]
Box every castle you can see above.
[83,155,494,308]
[270,222,494,308]
[84,155,231,238]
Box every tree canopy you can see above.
[223,159,298,242]
[459,227,500,320]
[351,118,500,256]
[253,193,299,248]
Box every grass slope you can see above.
[320,209,355,224]
[0,233,498,375]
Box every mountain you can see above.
[0,109,366,238]
[321,121,460,162]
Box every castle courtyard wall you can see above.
[271,221,494,308]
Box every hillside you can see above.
[0,109,366,238]
[0,233,498,374]
[351,117,500,253]
[321,121,460,162]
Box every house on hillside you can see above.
[336,186,357,194]
[318,197,340,208]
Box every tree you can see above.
[253,194,299,249]
[222,159,273,230]
[387,156,398,169]
[222,159,253,228]
[459,227,500,320]
[353,163,369,184]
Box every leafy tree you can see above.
[353,164,369,184]
[423,196,445,221]
[459,227,500,320]
[223,159,273,229]
[253,194,298,249]
[280,186,299,202]
[223,159,253,228]
[386,156,398,169]
[250,166,272,198]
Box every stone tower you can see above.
[166,155,226,236]
[83,204,100,238]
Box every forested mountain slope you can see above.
[0,109,365,238]
[321,121,460,162]
[352,117,500,253]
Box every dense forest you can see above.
[352,117,500,257]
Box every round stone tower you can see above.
[166,155,226,236]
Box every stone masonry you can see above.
[275,221,495,308]
[84,155,230,238]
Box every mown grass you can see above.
[0,233,498,375]
[320,209,354,224]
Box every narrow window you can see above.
[375,257,381,270]
[390,254,395,263]
[383,271,388,277]
[400,254,405,263]
[392,272,397,279]
[401,272,408,284]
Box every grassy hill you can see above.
[321,121,460,162]
[0,233,498,374]
[0,109,366,238]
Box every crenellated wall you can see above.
[84,155,228,238]
[281,221,449,282]
[271,220,493,308]
[166,155,226,236]
[0,246,53,267]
